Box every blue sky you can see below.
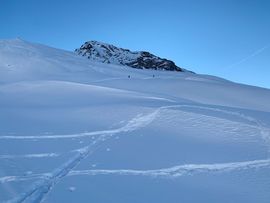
[1,0,269,88]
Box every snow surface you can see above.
[0,38,270,203]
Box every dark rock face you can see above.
[127,52,180,71]
[75,41,190,72]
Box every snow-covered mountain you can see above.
[75,40,190,72]
[0,38,270,203]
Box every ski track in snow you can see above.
[0,153,59,159]
[0,173,51,184]
[5,107,160,203]
[0,104,268,141]
[2,104,270,203]
[68,158,270,177]
[0,107,160,140]
[2,159,270,184]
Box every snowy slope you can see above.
[0,38,270,203]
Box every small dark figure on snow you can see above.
[128,75,131,78]
[152,74,155,78]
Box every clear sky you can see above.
[1,0,269,88]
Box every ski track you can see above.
[68,158,270,177]
[2,159,270,184]
[0,104,268,140]
[0,107,160,140]
[2,104,270,203]
[0,153,59,159]
[5,108,160,203]
[0,173,51,184]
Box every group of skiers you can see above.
[128,75,155,78]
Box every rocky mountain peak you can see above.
[75,41,191,72]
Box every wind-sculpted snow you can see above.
[0,102,269,202]
[2,104,270,202]
[2,107,270,203]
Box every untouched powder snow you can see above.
[0,38,270,203]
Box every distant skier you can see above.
[152,74,155,78]
[128,75,131,78]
